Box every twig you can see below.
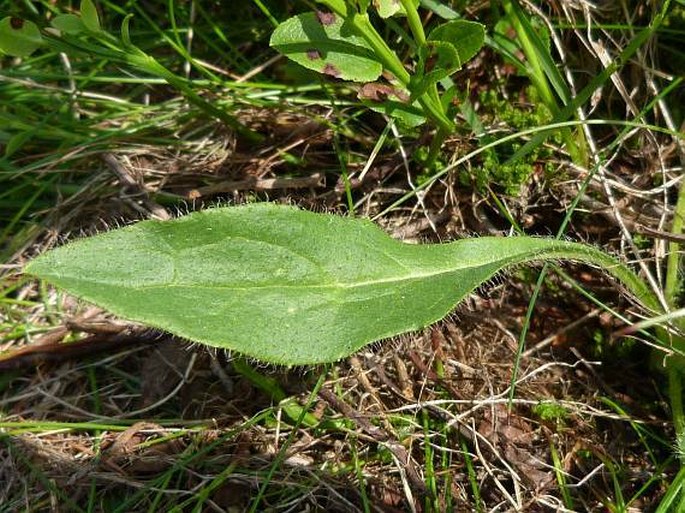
[101,153,171,220]
[318,388,429,500]
[187,172,324,198]
[0,327,156,372]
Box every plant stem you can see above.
[666,172,685,307]
[398,0,447,118]
[349,13,454,132]
[424,127,449,168]
[671,369,685,440]
[663,134,685,475]
[320,1,454,136]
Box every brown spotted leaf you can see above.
[270,12,383,82]
[358,82,426,127]
[0,17,43,57]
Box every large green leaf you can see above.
[25,203,656,365]
[270,12,383,82]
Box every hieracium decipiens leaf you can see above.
[25,203,657,365]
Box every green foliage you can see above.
[492,13,550,78]
[269,12,383,82]
[533,401,569,424]
[269,0,485,164]
[26,203,658,365]
[0,0,250,136]
[428,19,486,65]
[0,0,99,55]
[0,17,43,57]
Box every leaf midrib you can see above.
[54,260,495,293]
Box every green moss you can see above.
[533,401,569,424]
[466,86,560,194]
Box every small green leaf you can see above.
[270,12,383,82]
[373,0,403,18]
[0,17,44,57]
[25,204,657,365]
[428,19,484,65]
[80,0,101,32]
[51,14,86,34]
[411,40,460,99]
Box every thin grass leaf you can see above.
[503,0,571,107]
